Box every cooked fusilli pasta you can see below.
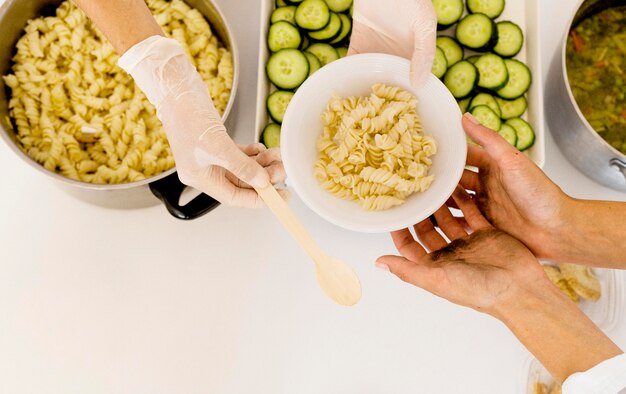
[314,84,437,211]
[2,0,233,184]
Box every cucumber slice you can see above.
[308,12,342,42]
[506,118,535,151]
[295,0,330,31]
[433,0,464,30]
[262,123,282,148]
[496,59,532,100]
[444,60,478,99]
[456,13,498,52]
[458,97,472,113]
[436,36,463,67]
[498,123,518,147]
[474,53,509,90]
[276,0,288,6]
[496,96,527,119]
[268,21,302,52]
[469,93,502,118]
[271,6,297,25]
[467,0,505,19]
[494,21,524,58]
[303,51,322,76]
[466,55,481,64]
[432,47,448,79]
[325,0,353,13]
[336,46,348,58]
[267,90,294,124]
[330,14,352,44]
[470,105,502,131]
[267,49,310,90]
[306,43,339,66]
[300,35,310,50]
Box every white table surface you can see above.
[1,1,625,393]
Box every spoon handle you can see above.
[255,185,327,264]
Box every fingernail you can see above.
[464,113,480,125]
[250,172,270,189]
[375,261,390,272]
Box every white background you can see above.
[1,0,625,393]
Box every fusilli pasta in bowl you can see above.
[281,54,467,233]
[0,0,238,212]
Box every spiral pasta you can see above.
[314,84,438,211]
[2,0,233,184]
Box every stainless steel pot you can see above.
[0,0,239,219]
[546,0,626,192]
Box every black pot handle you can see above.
[149,172,220,220]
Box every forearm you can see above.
[72,0,164,54]
[547,199,626,269]
[495,282,622,384]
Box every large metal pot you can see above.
[547,0,626,192]
[0,0,239,219]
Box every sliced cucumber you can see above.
[276,0,288,6]
[336,46,348,58]
[506,118,535,151]
[474,53,509,90]
[330,14,352,44]
[268,21,302,52]
[271,6,297,25]
[306,43,339,66]
[467,0,505,19]
[433,0,464,30]
[262,123,282,148]
[267,90,294,124]
[303,51,322,76]
[494,21,524,58]
[432,47,448,79]
[458,97,472,113]
[325,0,352,13]
[498,123,518,147]
[496,59,532,100]
[469,93,502,118]
[471,105,502,131]
[267,49,310,90]
[300,35,310,50]
[295,0,330,31]
[308,12,342,42]
[436,36,463,67]
[466,55,481,64]
[444,60,478,99]
[456,13,498,52]
[496,96,527,119]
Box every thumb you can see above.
[462,113,517,160]
[220,142,270,189]
[409,1,437,87]
[376,255,432,290]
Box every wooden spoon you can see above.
[255,185,362,306]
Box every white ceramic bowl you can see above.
[281,54,467,233]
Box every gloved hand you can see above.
[119,36,285,208]
[349,0,437,87]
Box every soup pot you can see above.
[546,0,626,192]
[0,0,239,219]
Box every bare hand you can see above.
[459,114,571,259]
[377,186,549,317]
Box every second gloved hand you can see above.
[119,36,285,208]
[349,0,437,87]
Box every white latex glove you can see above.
[119,36,285,208]
[349,0,437,87]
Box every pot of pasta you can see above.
[546,0,626,191]
[0,0,239,219]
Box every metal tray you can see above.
[254,0,545,167]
